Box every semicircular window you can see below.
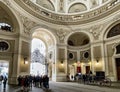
[0,23,12,32]
[107,23,120,38]
[0,41,9,51]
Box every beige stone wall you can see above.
[106,43,114,75]
[58,48,65,73]
[93,46,102,71]
[19,41,30,74]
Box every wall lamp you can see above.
[24,57,28,64]
[96,59,99,63]
[61,59,63,66]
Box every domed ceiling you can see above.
[31,0,110,14]
[13,0,120,25]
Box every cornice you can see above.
[13,0,120,25]
[68,44,91,50]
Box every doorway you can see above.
[30,38,46,76]
[116,58,120,80]
[0,61,9,77]
[86,66,90,74]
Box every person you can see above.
[71,75,74,81]
[17,75,22,86]
[3,76,7,90]
[82,74,86,84]
[88,70,93,83]
[43,75,49,89]
[66,74,70,82]
[39,75,43,87]
[0,75,3,85]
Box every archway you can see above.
[30,38,46,75]
[31,28,56,80]
[103,22,120,81]
[66,32,90,80]
[0,60,9,78]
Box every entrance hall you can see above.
[0,0,120,88]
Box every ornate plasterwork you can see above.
[68,0,75,4]
[14,0,120,25]
[3,0,11,7]
[112,14,120,22]
[59,0,64,12]
[89,24,104,40]
[15,10,38,35]
[56,28,70,43]
[20,15,37,35]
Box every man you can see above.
[3,76,7,90]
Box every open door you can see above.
[116,58,120,80]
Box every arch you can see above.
[68,3,87,13]
[30,27,57,78]
[103,20,120,40]
[30,27,57,46]
[107,23,120,38]
[65,31,91,45]
[0,2,20,33]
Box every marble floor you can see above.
[0,82,120,92]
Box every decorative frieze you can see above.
[13,0,120,25]
[112,14,120,22]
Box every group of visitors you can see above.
[17,74,49,91]
[67,71,93,84]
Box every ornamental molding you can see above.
[89,24,104,40]
[18,13,38,35]
[56,28,67,42]
[3,0,11,7]
[56,28,70,43]
[13,0,120,25]
[112,14,120,22]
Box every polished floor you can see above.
[0,82,120,92]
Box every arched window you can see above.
[116,44,120,54]
[0,23,12,32]
[107,23,120,38]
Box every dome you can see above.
[14,0,120,25]
[31,0,110,14]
